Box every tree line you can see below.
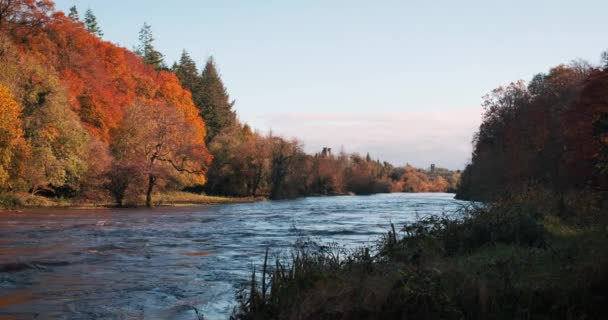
[0,1,211,207]
[171,51,461,199]
[0,1,458,208]
[456,56,608,209]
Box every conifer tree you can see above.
[172,50,199,94]
[84,8,103,37]
[135,23,166,70]
[198,57,237,144]
[601,50,608,70]
[68,6,79,22]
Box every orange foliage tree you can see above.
[112,101,211,207]
[0,0,212,203]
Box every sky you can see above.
[54,0,608,169]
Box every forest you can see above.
[0,1,459,209]
[456,58,607,205]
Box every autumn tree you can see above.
[562,69,608,191]
[244,133,271,196]
[593,113,608,179]
[456,81,530,200]
[269,137,307,199]
[0,85,28,190]
[20,71,90,195]
[113,101,210,207]
[135,22,165,70]
[0,0,53,31]
[308,148,346,195]
[203,126,257,196]
[84,8,102,37]
[345,153,391,195]
[0,30,91,196]
[0,2,219,204]
[456,62,597,202]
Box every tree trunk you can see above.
[115,194,123,208]
[146,174,156,208]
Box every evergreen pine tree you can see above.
[135,23,166,70]
[601,50,608,71]
[198,57,237,144]
[172,50,199,94]
[68,6,79,22]
[84,8,103,37]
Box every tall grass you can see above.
[232,193,608,320]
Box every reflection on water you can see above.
[0,193,467,319]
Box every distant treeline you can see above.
[232,50,608,320]
[456,57,608,204]
[171,38,461,199]
[0,1,457,208]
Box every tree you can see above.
[172,50,199,94]
[84,8,103,37]
[68,6,79,22]
[113,101,211,207]
[593,113,608,179]
[269,137,304,199]
[456,62,596,202]
[601,50,608,71]
[198,57,237,143]
[0,2,218,204]
[23,88,90,195]
[103,162,139,207]
[135,22,165,70]
[0,85,29,190]
[0,0,53,31]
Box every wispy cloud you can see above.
[244,109,482,170]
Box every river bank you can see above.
[234,191,608,320]
[0,191,265,210]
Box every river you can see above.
[0,193,467,319]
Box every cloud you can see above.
[243,109,482,170]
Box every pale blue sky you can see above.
[54,0,608,169]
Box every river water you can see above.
[0,193,467,319]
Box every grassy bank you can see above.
[232,191,608,320]
[0,191,264,210]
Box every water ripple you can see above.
[0,193,467,319]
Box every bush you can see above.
[441,205,546,254]
[0,192,23,209]
[232,191,608,320]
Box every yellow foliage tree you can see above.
[0,85,28,189]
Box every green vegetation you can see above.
[233,190,608,319]
[83,8,103,37]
